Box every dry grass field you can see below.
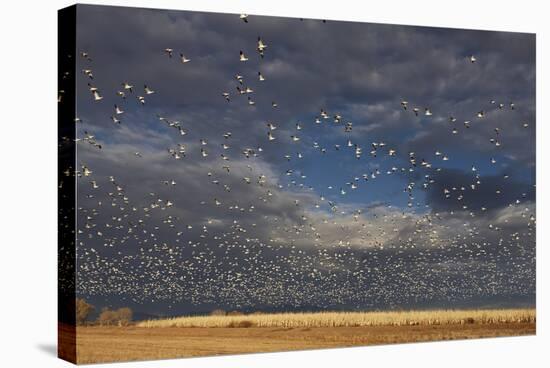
[74,309,535,364]
[137,308,535,328]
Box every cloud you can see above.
[422,168,535,212]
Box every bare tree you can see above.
[75,298,94,326]
[97,307,133,326]
[97,308,117,326]
[210,309,227,316]
[116,307,133,326]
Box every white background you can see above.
[0,0,547,366]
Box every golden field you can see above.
[73,309,536,364]
[136,308,535,328]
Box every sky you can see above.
[71,4,536,317]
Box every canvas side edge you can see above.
[58,4,78,365]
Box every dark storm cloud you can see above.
[75,5,535,159]
[422,168,535,212]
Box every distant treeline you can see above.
[75,300,268,326]
[76,298,133,326]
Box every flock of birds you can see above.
[62,14,536,311]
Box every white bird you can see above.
[240,14,248,23]
[180,54,191,63]
[469,55,477,63]
[82,166,92,177]
[144,85,155,94]
[114,105,124,114]
[80,51,92,61]
[257,37,267,57]
[164,48,173,57]
[82,69,94,79]
[122,82,133,93]
[258,72,265,81]
[92,90,103,101]
[239,51,249,62]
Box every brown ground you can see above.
[74,322,535,364]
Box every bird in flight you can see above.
[257,37,267,58]
[180,54,191,63]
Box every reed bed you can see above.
[136,308,535,328]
